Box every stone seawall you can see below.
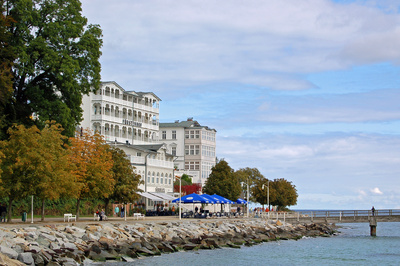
[0,219,336,265]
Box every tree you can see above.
[269,178,298,210]
[202,159,241,201]
[0,122,76,222]
[68,129,114,219]
[250,177,271,207]
[235,167,265,201]
[0,1,15,139]
[33,122,77,221]
[104,146,143,214]
[2,0,102,138]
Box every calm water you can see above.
[93,222,400,266]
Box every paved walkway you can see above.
[0,215,249,228]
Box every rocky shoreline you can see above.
[0,219,337,265]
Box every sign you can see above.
[123,119,142,127]
[155,187,165,193]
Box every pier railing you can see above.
[256,209,400,223]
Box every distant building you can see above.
[159,118,217,185]
[80,81,174,208]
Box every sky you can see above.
[81,0,400,210]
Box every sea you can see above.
[93,222,400,266]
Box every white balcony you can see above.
[147,158,174,168]
[128,155,146,164]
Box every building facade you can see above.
[80,81,161,145]
[80,81,174,207]
[159,118,217,186]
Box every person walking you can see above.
[114,206,119,217]
[371,206,375,216]
[121,206,124,218]
[0,203,7,222]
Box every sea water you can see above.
[94,222,400,266]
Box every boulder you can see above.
[17,252,34,265]
[0,253,25,266]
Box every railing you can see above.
[253,209,400,223]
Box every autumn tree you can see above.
[1,0,102,138]
[0,123,75,221]
[202,159,241,201]
[68,129,114,219]
[33,122,77,221]
[104,146,143,213]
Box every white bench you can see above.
[133,213,145,220]
[64,213,76,222]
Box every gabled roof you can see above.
[159,120,216,132]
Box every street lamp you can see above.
[241,180,250,219]
[262,180,270,210]
[179,175,182,220]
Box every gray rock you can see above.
[17,252,34,265]
[0,245,19,259]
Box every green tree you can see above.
[235,167,265,201]
[0,1,15,139]
[250,177,271,207]
[174,174,192,186]
[269,178,298,210]
[104,146,143,214]
[202,159,241,201]
[2,0,102,138]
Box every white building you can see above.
[159,118,217,186]
[80,81,175,207]
[80,81,161,145]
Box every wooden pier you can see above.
[258,209,400,236]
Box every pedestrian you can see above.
[195,206,199,214]
[100,209,105,221]
[114,205,119,217]
[0,203,7,222]
[121,206,124,218]
[371,206,375,216]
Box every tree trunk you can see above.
[41,199,45,221]
[7,199,13,223]
[104,198,110,216]
[76,198,80,220]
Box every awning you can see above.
[149,192,175,201]
[137,192,164,201]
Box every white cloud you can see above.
[370,187,383,195]
[82,0,400,91]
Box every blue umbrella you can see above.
[212,194,235,204]
[172,193,212,204]
[236,198,247,204]
[201,194,219,203]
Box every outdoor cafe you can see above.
[172,193,248,218]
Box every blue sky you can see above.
[81,0,400,210]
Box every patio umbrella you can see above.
[236,198,247,204]
[172,193,212,204]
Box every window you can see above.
[162,131,166,139]
[185,161,200,170]
[195,130,200,138]
[172,147,176,156]
[172,130,176,139]
[185,145,199,156]
[185,131,189,139]
[190,130,195,139]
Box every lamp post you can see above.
[247,179,249,219]
[262,180,270,210]
[179,175,182,220]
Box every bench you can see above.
[133,213,145,220]
[64,213,76,222]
